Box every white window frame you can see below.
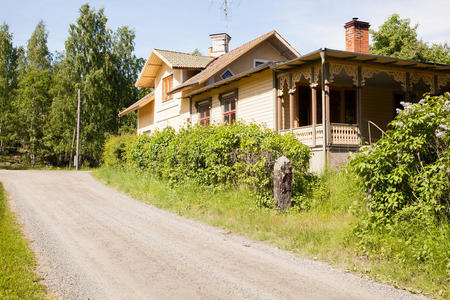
[220,68,234,80]
[253,59,271,68]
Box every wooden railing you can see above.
[330,123,360,145]
[280,123,360,147]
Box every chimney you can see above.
[209,33,231,57]
[344,17,370,54]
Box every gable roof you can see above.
[154,49,213,68]
[170,30,300,94]
[118,91,154,117]
[135,49,213,88]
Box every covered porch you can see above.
[274,49,450,171]
[276,49,449,147]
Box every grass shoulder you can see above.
[0,183,47,299]
[93,166,445,298]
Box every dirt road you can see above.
[0,170,423,299]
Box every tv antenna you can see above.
[221,0,229,33]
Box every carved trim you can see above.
[329,63,358,85]
[362,67,406,90]
[288,88,296,94]
[292,68,311,85]
[314,65,320,84]
[410,72,433,88]
[278,73,289,91]
[438,74,449,90]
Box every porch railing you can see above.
[280,123,360,147]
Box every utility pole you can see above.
[75,88,81,170]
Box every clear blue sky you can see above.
[2,0,449,60]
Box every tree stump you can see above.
[273,156,292,212]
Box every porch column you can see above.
[277,91,283,130]
[357,66,362,138]
[324,83,330,145]
[311,85,317,147]
[289,88,295,129]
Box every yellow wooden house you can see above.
[120,18,450,171]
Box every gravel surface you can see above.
[0,170,426,300]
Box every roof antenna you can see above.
[222,0,229,34]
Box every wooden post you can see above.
[320,51,328,171]
[273,156,292,212]
[289,88,295,129]
[75,89,81,170]
[277,92,283,131]
[311,85,317,147]
[357,66,362,136]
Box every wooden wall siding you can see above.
[360,86,398,141]
[213,41,287,83]
[191,70,275,129]
[237,72,274,128]
[138,101,154,129]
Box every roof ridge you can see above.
[154,48,210,58]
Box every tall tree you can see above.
[17,21,53,166]
[45,4,143,166]
[371,14,450,64]
[0,23,20,150]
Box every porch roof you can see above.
[118,92,154,117]
[275,48,450,72]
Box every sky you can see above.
[2,0,449,60]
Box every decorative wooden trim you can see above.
[437,74,449,90]
[410,72,433,88]
[292,68,312,86]
[194,97,212,112]
[329,63,358,86]
[362,67,407,91]
[278,73,289,91]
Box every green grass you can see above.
[0,183,47,299]
[93,167,449,299]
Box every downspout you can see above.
[320,50,327,171]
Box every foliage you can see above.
[0,23,20,150]
[351,93,449,221]
[350,93,450,297]
[191,48,202,56]
[371,14,450,64]
[16,21,53,166]
[103,122,310,205]
[0,183,47,298]
[43,4,144,166]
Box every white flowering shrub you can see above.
[352,93,449,221]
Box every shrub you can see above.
[103,122,311,206]
[350,93,450,291]
[351,93,449,222]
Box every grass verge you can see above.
[0,183,47,299]
[93,167,447,299]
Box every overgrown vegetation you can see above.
[0,4,146,167]
[0,183,47,298]
[103,122,310,204]
[351,93,450,297]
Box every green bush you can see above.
[103,122,311,206]
[350,93,450,294]
[351,93,449,222]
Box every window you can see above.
[221,90,237,124]
[254,59,271,68]
[162,74,173,102]
[198,102,210,126]
[220,69,234,80]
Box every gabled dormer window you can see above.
[254,59,271,68]
[220,69,234,80]
[162,74,173,102]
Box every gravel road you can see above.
[0,170,425,300]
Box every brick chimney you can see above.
[344,18,370,54]
[208,33,231,57]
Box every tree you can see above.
[16,21,53,166]
[371,14,450,64]
[45,4,144,166]
[0,23,20,150]
[191,48,202,56]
